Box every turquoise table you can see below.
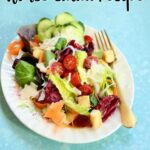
[0,1,150,150]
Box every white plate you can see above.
[0,26,134,144]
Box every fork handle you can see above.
[119,99,137,128]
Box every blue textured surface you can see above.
[0,0,150,150]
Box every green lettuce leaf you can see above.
[15,60,35,87]
[49,73,90,115]
[64,98,90,116]
[49,73,76,100]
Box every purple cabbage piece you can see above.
[39,81,62,104]
[84,42,94,56]
[17,24,37,53]
[57,47,73,62]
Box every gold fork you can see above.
[95,30,137,128]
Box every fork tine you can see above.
[101,30,110,50]
[104,30,113,50]
[94,33,101,49]
[98,32,105,51]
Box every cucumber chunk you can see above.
[55,12,76,26]
[60,25,84,44]
[71,21,85,34]
[44,51,56,66]
[37,18,54,42]
[55,38,67,50]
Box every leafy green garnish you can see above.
[15,60,35,87]
[90,94,98,107]
[55,37,67,50]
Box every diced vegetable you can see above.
[33,47,42,59]
[103,50,115,63]
[90,110,102,129]
[79,84,93,95]
[8,40,24,56]
[44,101,68,126]
[33,98,47,109]
[71,72,81,87]
[84,56,98,69]
[84,35,93,43]
[63,54,77,71]
[90,94,98,107]
[51,62,65,76]
[44,51,56,66]
[15,60,35,87]
[38,51,44,63]
[96,95,120,122]
[55,37,67,50]
[77,96,90,108]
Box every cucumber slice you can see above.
[60,25,84,45]
[71,21,85,34]
[37,18,54,42]
[44,26,55,39]
[55,12,76,26]
[53,26,62,36]
[44,51,56,67]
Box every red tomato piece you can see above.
[71,72,81,87]
[61,70,74,78]
[84,35,93,43]
[63,54,77,71]
[68,40,83,50]
[84,56,98,69]
[51,62,65,76]
[79,84,93,95]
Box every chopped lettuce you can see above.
[93,49,103,59]
[15,60,35,87]
[75,50,88,84]
[49,74,76,100]
[87,60,115,97]
[75,50,87,67]
[49,74,90,115]
[78,67,88,84]
[64,98,90,116]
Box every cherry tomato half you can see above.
[79,84,93,95]
[84,56,98,69]
[51,62,65,76]
[84,35,93,43]
[71,72,81,87]
[63,54,77,71]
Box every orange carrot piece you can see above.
[33,99,47,109]
[8,40,24,56]
[38,51,45,63]
[46,68,51,75]
[29,41,38,48]
[113,85,118,96]
[34,35,40,44]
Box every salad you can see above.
[7,12,120,128]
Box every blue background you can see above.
[0,0,150,150]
